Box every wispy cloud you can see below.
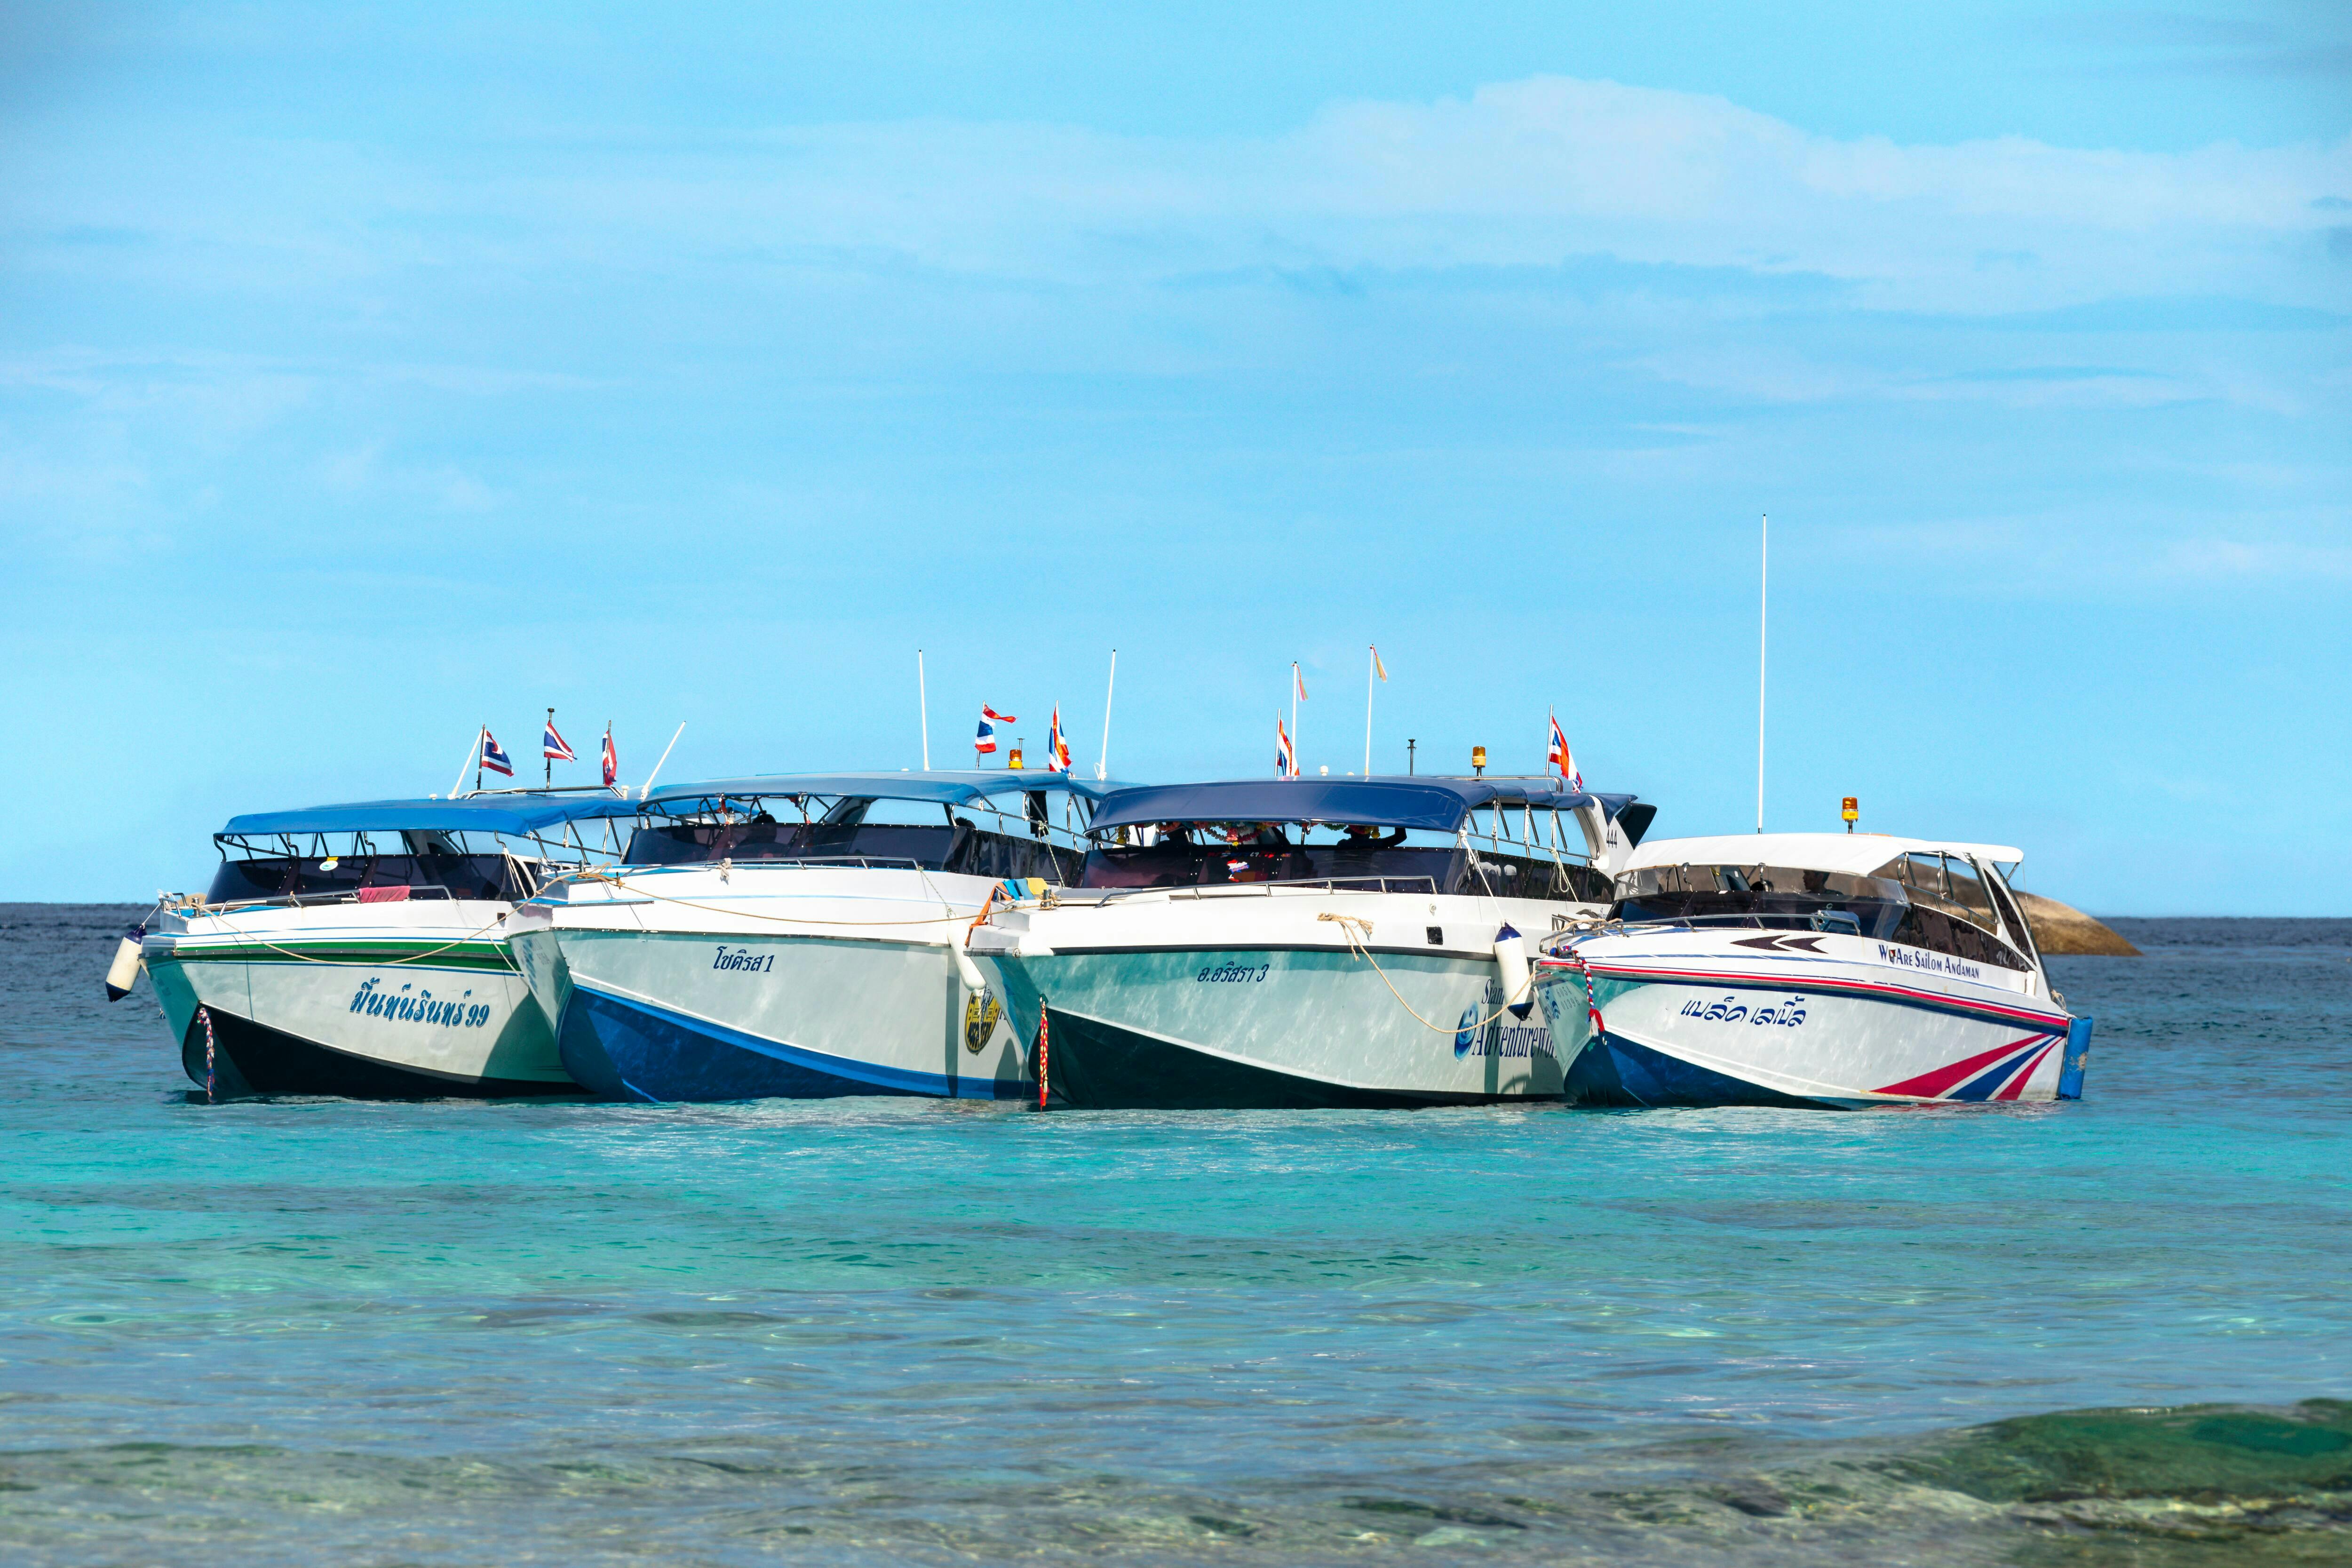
[14,76,2349,317]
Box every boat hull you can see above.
[973,891,1586,1109]
[510,867,1030,1102]
[145,906,578,1098]
[1534,933,2082,1109]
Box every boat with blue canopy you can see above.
[508,770,1123,1101]
[966,775,1655,1108]
[132,791,643,1099]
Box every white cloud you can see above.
[16,76,2347,317]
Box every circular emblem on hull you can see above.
[963,993,1002,1054]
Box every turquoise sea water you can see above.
[4,905,2349,1564]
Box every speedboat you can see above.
[966,777,1655,1108]
[1530,832,2091,1108]
[507,771,1116,1101]
[133,793,642,1098]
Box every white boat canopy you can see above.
[1623,832,2023,878]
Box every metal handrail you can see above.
[616,854,928,873]
[1092,874,1441,903]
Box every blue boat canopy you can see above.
[1088,778,1636,835]
[220,792,643,840]
[644,770,1127,813]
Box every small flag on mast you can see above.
[1048,707,1071,772]
[1275,716,1296,778]
[1295,664,1308,702]
[601,725,618,788]
[479,730,513,778]
[975,704,1015,756]
[1548,713,1582,791]
[543,719,576,763]
[1371,645,1387,681]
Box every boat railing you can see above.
[180,885,463,915]
[614,854,928,875]
[1095,875,1441,903]
[1540,909,1864,955]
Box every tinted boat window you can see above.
[207,853,520,904]
[1612,865,1911,940]
[1939,855,1999,928]
[1982,869,2040,963]
[623,820,960,868]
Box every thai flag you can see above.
[480,730,513,777]
[601,726,618,788]
[1275,716,1296,778]
[976,703,1014,756]
[1548,714,1581,791]
[1049,706,1071,772]
[544,720,575,763]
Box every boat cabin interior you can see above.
[1613,849,2040,972]
[1075,778,1651,899]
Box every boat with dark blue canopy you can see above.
[967,775,1659,1109]
[509,769,1127,1104]
[136,790,644,1101]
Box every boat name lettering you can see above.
[348,977,489,1028]
[1677,993,1808,1027]
[713,946,776,974]
[1455,985,1558,1058]
[1196,961,1270,983]
[1876,943,1980,980]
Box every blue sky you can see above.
[3,1,2347,912]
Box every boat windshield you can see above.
[1077,820,1610,900]
[624,793,1084,883]
[1615,860,2031,971]
[207,829,555,905]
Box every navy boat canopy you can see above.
[220,792,643,840]
[644,770,1128,813]
[1088,778,1634,836]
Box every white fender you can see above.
[103,927,145,1002]
[952,944,989,995]
[1493,923,1533,1019]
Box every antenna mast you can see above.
[1756,513,1767,834]
[1097,648,1116,781]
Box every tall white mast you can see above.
[1362,645,1375,777]
[1097,648,1116,781]
[917,648,930,772]
[1290,661,1301,779]
[1756,513,1767,834]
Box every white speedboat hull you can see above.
[1535,930,2088,1109]
[144,901,574,1098]
[511,867,1029,1101]
[972,888,1589,1108]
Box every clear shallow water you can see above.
[3,906,2349,1564]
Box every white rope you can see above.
[197,907,515,967]
[1314,912,1532,1035]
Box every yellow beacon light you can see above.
[1008,745,1025,770]
[1470,746,1487,777]
[1842,796,1859,833]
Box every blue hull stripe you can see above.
[1565,1030,1838,1110]
[1946,1041,2051,1102]
[560,982,1022,1102]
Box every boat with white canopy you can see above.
[135,793,643,1098]
[1530,832,2091,1108]
[508,771,1118,1101]
[966,777,1654,1108]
